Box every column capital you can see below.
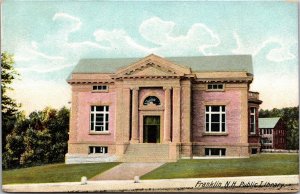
[163,86,172,90]
[130,87,139,91]
[172,86,181,89]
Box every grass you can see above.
[3,154,298,184]
[3,162,120,185]
[141,153,299,179]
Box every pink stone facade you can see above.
[192,90,241,143]
[76,91,116,143]
[65,54,261,163]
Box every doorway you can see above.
[143,116,160,143]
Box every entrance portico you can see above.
[128,85,182,145]
[111,55,193,160]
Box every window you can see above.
[92,85,108,91]
[205,105,226,132]
[207,83,224,91]
[205,148,226,156]
[262,128,272,135]
[251,148,258,154]
[143,96,160,105]
[89,146,108,154]
[90,106,109,132]
[250,107,256,134]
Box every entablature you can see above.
[193,71,253,83]
[68,79,114,85]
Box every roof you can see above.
[259,117,281,129]
[71,55,253,74]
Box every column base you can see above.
[163,140,171,144]
[130,139,140,144]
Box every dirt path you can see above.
[89,162,164,180]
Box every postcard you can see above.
[1,0,299,192]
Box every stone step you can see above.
[122,144,170,162]
[120,158,175,163]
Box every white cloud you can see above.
[93,29,151,56]
[138,17,220,56]
[52,12,82,33]
[139,17,176,45]
[14,12,108,73]
[188,23,221,55]
[15,15,223,75]
[14,44,68,73]
[232,31,296,62]
[265,41,295,62]
[31,41,38,49]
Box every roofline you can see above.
[77,54,253,61]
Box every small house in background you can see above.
[259,117,287,150]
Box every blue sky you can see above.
[2,0,298,113]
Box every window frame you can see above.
[205,105,226,133]
[205,148,226,157]
[90,105,109,132]
[143,96,161,106]
[89,146,108,154]
[92,85,109,92]
[206,83,225,91]
[250,107,256,135]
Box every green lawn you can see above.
[3,162,120,185]
[142,153,299,179]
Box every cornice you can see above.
[67,79,114,85]
[194,76,253,83]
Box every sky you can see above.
[2,0,298,114]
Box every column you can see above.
[115,82,124,154]
[163,87,172,143]
[122,88,131,142]
[240,85,248,144]
[131,87,139,143]
[181,80,192,157]
[172,86,181,143]
[181,80,191,143]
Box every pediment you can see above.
[113,54,191,79]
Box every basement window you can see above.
[89,146,108,154]
[205,148,226,156]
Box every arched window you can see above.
[143,96,160,106]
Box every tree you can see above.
[21,127,52,166]
[1,52,21,149]
[3,107,70,169]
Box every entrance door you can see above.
[143,116,160,143]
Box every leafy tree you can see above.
[3,132,25,169]
[3,107,70,169]
[21,128,52,166]
[47,107,69,162]
[1,52,21,149]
